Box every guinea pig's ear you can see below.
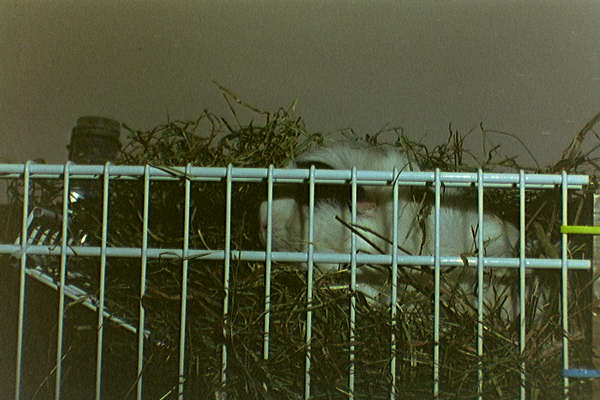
[295,160,350,205]
[295,161,333,171]
[295,161,376,214]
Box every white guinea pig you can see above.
[258,141,519,309]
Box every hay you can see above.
[7,88,600,399]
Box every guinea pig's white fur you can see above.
[259,141,519,312]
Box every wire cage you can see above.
[0,161,597,400]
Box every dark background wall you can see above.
[2,1,599,167]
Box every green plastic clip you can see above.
[560,225,600,235]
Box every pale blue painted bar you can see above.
[0,244,591,270]
[0,163,589,189]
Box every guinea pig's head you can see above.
[258,142,415,257]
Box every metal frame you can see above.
[0,162,591,400]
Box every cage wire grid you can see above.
[0,161,592,400]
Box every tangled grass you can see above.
[6,86,600,399]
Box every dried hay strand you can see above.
[6,88,600,399]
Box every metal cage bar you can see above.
[263,165,274,361]
[304,165,316,400]
[14,161,31,400]
[221,165,233,387]
[55,162,72,400]
[561,171,570,398]
[1,243,589,269]
[348,167,358,398]
[476,169,484,399]
[389,168,400,400]
[136,165,151,400]
[94,162,111,400]
[177,164,192,398]
[433,168,441,398]
[519,170,527,399]
[0,163,589,188]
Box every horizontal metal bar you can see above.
[563,369,600,378]
[0,163,589,188]
[1,244,590,270]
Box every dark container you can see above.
[67,116,121,202]
[68,116,121,164]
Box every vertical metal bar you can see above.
[137,165,150,400]
[264,165,273,361]
[14,161,31,400]
[95,162,111,400]
[476,169,484,399]
[55,161,71,400]
[433,168,441,398]
[593,194,600,400]
[304,165,316,400]
[348,167,357,399]
[519,170,527,399]
[390,168,399,400]
[561,171,570,398]
[178,164,192,399]
[221,165,233,386]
